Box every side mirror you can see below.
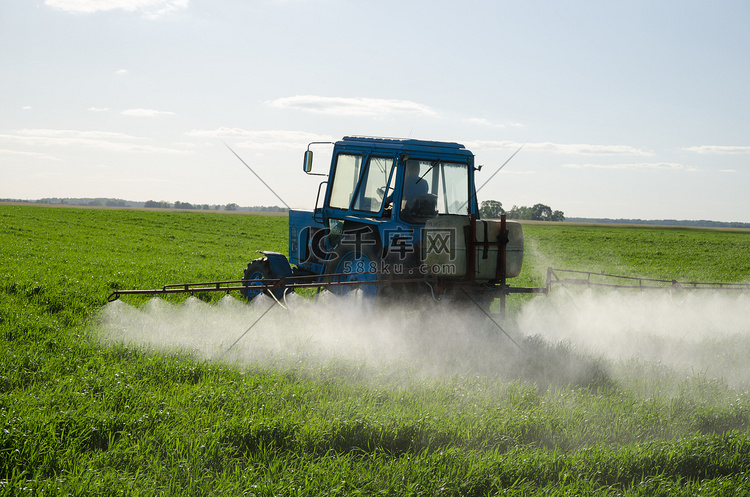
[303,150,314,173]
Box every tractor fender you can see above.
[259,251,294,278]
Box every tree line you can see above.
[480,200,565,221]
[144,200,288,212]
[145,200,218,210]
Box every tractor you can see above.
[240,136,530,312]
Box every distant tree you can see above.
[551,210,565,222]
[225,203,239,211]
[480,200,505,219]
[506,203,564,221]
[531,203,552,221]
[174,201,196,210]
[507,205,533,220]
[144,200,170,209]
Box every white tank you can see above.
[422,215,523,281]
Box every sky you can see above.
[2,0,749,222]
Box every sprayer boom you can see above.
[107,267,747,303]
[546,268,750,292]
[106,273,429,303]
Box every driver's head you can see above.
[405,160,420,177]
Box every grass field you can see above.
[2,204,750,495]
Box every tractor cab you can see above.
[288,135,521,299]
[291,137,479,277]
[292,137,479,275]
[297,137,478,261]
[315,136,477,227]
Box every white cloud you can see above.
[0,148,61,161]
[88,107,109,112]
[187,128,333,150]
[683,145,750,154]
[720,169,738,173]
[469,140,653,156]
[267,95,438,117]
[122,108,175,117]
[22,106,32,110]
[10,129,141,144]
[44,0,188,18]
[464,118,525,128]
[562,162,697,172]
[115,69,128,75]
[0,129,188,154]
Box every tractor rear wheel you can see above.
[241,258,272,301]
[324,245,381,299]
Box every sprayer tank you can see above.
[422,215,523,281]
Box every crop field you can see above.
[2,204,750,495]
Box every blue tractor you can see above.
[240,136,528,311]
[107,136,537,314]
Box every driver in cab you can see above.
[401,160,428,207]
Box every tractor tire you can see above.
[241,257,272,301]
[323,243,382,300]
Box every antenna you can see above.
[223,142,291,210]
[474,143,525,197]
[460,143,526,213]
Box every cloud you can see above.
[88,107,109,112]
[469,140,653,156]
[187,128,333,150]
[22,106,32,110]
[0,129,188,154]
[267,95,438,117]
[720,169,738,173]
[122,108,175,117]
[8,129,141,144]
[464,118,525,128]
[44,0,188,18]
[562,162,697,172]
[0,148,61,161]
[683,145,750,154]
[115,69,128,75]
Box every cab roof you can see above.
[339,136,472,158]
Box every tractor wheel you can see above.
[241,257,272,301]
[324,244,381,299]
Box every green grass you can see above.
[2,204,750,495]
[519,223,750,284]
